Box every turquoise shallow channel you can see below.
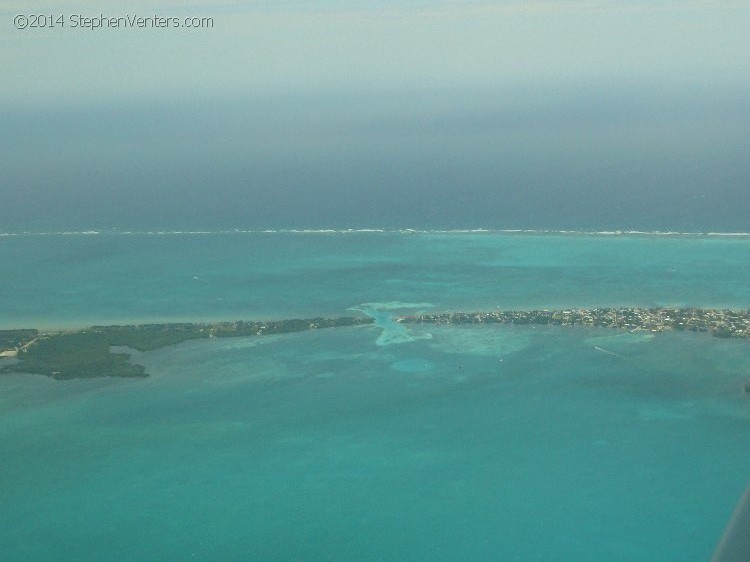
[1,231,749,560]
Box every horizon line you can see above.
[2,228,750,238]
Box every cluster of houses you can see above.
[396,307,750,339]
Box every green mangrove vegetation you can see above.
[0,329,38,351]
[2,308,749,381]
[0,316,373,380]
[2,331,147,380]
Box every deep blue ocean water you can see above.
[1,231,749,560]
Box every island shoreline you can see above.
[2,306,749,380]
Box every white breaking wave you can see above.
[2,228,750,238]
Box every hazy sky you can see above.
[2,1,749,230]
[4,1,750,105]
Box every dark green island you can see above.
[1,307,749,380]
[0,317,373,380]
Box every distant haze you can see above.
[1,1,749,231]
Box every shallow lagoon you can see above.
[2,231,750,328]
[1,232,749,560]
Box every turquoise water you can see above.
[1,232,749,560]
[2,231,750,328]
